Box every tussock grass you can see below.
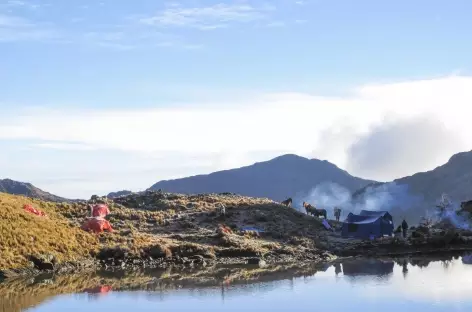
[0,193,99,269]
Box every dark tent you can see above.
[341,212,394,239]
[359,210,393,223]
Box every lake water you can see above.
[3,254,472,312]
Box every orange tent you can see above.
[23,204,46,217]
[81,218,113,234]
[91,204,110,218]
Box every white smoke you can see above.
[426,196,472,230]
[293,181,424,220]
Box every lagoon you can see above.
[3,255,472,312]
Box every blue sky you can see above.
[1,0,472,198]
[2,0,472,106]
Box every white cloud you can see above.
[2,75,472,197]
[0,13,58,42]
[140,3,272,29]
[0,14,31,27]
[32,142,97,151]
[345,116,463,181]
[266,21,285,27]
[5,0,40,10]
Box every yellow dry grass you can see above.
[0,193,99,269]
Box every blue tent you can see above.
[359,210,393,223]
[341,212,394,239]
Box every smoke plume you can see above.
[426,197,471,230]
[293,181,424,220]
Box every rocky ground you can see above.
[327,220,472,257]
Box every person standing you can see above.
[401,219,408,238]
[334,207,341,221]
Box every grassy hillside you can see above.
[1,191,330,272]
[0,193,98,269]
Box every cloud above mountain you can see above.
[1,75,471,197]
[345,116,463,181]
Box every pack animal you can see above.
[303,202,327,219]
[281,197,292,207]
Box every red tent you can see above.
[91,204,110,218]
[81,218,113,233]
[23,204,46,217]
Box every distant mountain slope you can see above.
[107,190,133,199]
[0,179,69,203]
[351,150,472,224]
[148,154,375,202]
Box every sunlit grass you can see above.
[0,193,99,269]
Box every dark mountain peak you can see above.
[148,154,375,202]
[270,154,309,162]
[446,149,472,164]
[1,178,32,186]
[0,178,69,203]
[107,190,133,199]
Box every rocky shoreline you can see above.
[0,250,335,281]
[3,241,472,281]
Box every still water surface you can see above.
[4,255,472,312]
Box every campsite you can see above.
[2,189,472,281]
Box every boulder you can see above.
[29,254,56,271]
[247,257,267,267]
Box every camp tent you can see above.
[359,210,393,223]
[341,212,394,239]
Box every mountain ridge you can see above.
[0,178,69,203]
[148,154,376,201]
[351,149,472,224]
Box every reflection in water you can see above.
[341,259,394,277]
[2,255,472,312]
[334,263,342,275]
[402,259,408,279]
[462,253,472,264]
